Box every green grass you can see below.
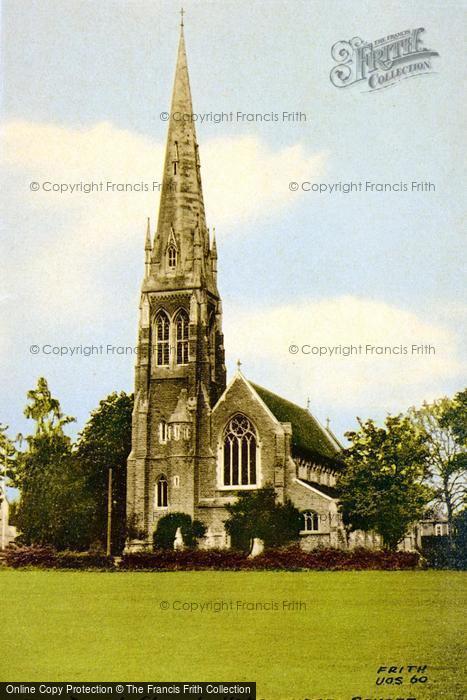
[0,570,465,699]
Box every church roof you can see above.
[251,383,343,469]
[297,478,339,499]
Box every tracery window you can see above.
[302,511,319,532]
[223,414,257,487]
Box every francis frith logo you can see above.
[330,28,439,91]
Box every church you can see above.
[126,21,347,551]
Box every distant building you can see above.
[0,492,17,549]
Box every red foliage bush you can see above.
[2,545,113,570]
[2,545,419,571]
[119,546,420,571]
[3,545,57,568]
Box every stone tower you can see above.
[126,23,226,548]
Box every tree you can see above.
[337,415,432,550]
[410,395,466,530]
[224,486,302,551]
[440,388,467,446]
[75,391,133,554]
[13,378,93,550]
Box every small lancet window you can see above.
[173,141,179,175]
[168,245,177,269]
[155,475,168,508]
[159,420,168,444]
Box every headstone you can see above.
[248,537,264,558]
[174,526,184,550]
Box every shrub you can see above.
[55,551,114,570]
[3,545,113,570]
[153,513,206,550]
[3,545,57,569]
[420,536,455,569]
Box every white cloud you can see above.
[223,296,465,413]
[2,120,463,424]
[2,120,325,319]
[3,119,325,232]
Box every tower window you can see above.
[173,141,179,175]
[302,511,319,532]
[155,310,170,366]
[175,309,189,365]
[223,414,257,487]
[167,245,177,269]
[155,475,168,508]
[159,420,168,444]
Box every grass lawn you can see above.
[0,570,465,699]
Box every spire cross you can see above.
[236,359,242,372]
[180,7,185,27]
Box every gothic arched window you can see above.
[223,414,257,487]
[175,309,189,365]
[167,245,177,269]
[155,475,168,509]
[302,511,319,532]
[155,310,170,366]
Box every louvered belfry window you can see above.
[175,310,189,365]
[155,310,170,366]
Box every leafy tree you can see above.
[440,388,467,446]
[153,512,206,549]
[23,377,75,436]
[75,391,133,554]
[14,378,93,550]
[224,486,302,551]
[410,395,466,530]
[337,415,433,550]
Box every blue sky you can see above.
[1,0,466,450]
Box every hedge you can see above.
[420,535,466,570]
[2,546,113,570]
[2,545,420,571]
[119,547,420,571]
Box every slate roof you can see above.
[251,383,344,470]
[297,479,339,499]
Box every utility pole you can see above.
[1,449,7,550]
[106,467,113,557]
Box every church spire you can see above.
[149,16,213,291]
